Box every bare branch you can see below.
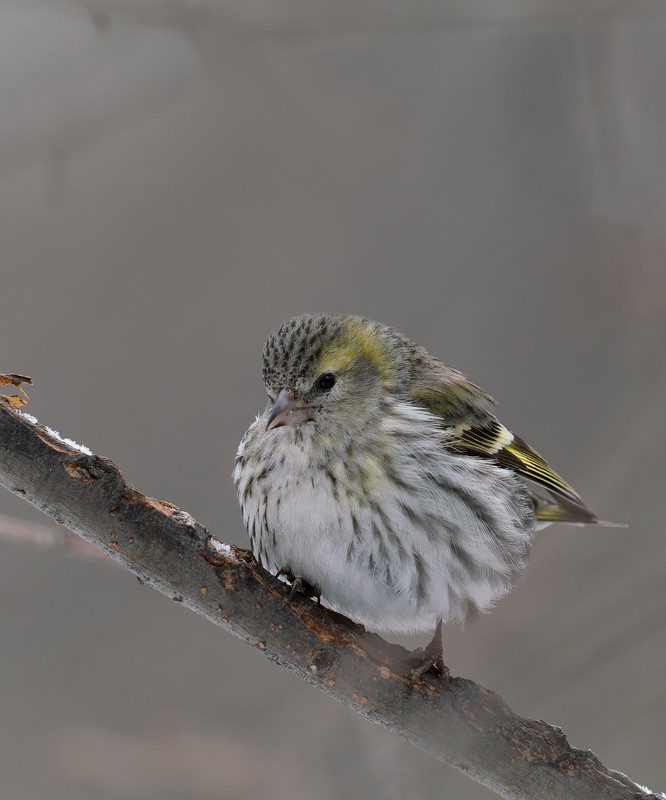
[0,402,660,800]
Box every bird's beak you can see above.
[266,389,315,431]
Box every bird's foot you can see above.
[276,568,321,603]
[407,619,450,689]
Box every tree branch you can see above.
[0,402,660,800]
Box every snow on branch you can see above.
[0,401,661,800]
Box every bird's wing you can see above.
[408,366,598,524]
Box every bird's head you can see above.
[261,313,406,434]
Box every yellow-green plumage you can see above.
[407,361,597,523]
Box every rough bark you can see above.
[0,402,660,800]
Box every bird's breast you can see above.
[235,407,535,632]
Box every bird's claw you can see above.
[277,569,321,603]
[407,648,450,689]
[406,618,450,689]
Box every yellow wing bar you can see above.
[455,420,596,519]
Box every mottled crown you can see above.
[262,313,351,389]
[262,312,403,392]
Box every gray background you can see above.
[1,2,665,798]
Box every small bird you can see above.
[235,313,602,683]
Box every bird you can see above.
[234,312,603,684]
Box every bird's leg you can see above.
[407,618,450,687]
[276,568,321,603]
[276,567,295,583]
[288,576,321,603]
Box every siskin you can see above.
[235,313,603,682]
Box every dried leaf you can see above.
[0,373,33,388]
[0,373,33,407]
[0,393,27,408]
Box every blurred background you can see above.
[1,1,665,798]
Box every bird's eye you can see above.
[317,373,336,391]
